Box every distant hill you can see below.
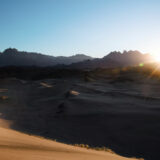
[67,50,153,69]
[0,49,153,68]
[0,48,93,66]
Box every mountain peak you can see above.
[104,50,147,60]
[104,51,121,58]
[3,48,19,54]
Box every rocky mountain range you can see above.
[66,50,153,69]
[0,48,153,68]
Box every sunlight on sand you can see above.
[0,126,138,160]
[70,90,80,96]
[40,82,53,88]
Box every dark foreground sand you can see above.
[0,77,160,159]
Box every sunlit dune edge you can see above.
[0,126,138,160]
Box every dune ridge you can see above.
[0,125,137,160]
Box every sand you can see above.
[0,125,137,160]
[1,77,159,159]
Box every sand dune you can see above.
[1,78,159,159]
[0,126,137,160]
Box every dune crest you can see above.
[0,127,137,160]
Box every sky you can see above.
[0,0,160,58]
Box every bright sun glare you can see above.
[154,54,160,62]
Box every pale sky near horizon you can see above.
[0,0,160,58]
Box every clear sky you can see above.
[0,0,160,57]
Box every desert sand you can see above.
[1,76,159,159]
[0,123,137,160]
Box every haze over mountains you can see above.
[0,48,153,68]
[68,50,153,69]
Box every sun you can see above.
[153,54,160,62]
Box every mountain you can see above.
[105,50,152,65]
[0,48,93,66]
[67,50,153,69]
[0,49,153,68]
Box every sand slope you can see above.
[0,127,137,160]
[0,78,151,159]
